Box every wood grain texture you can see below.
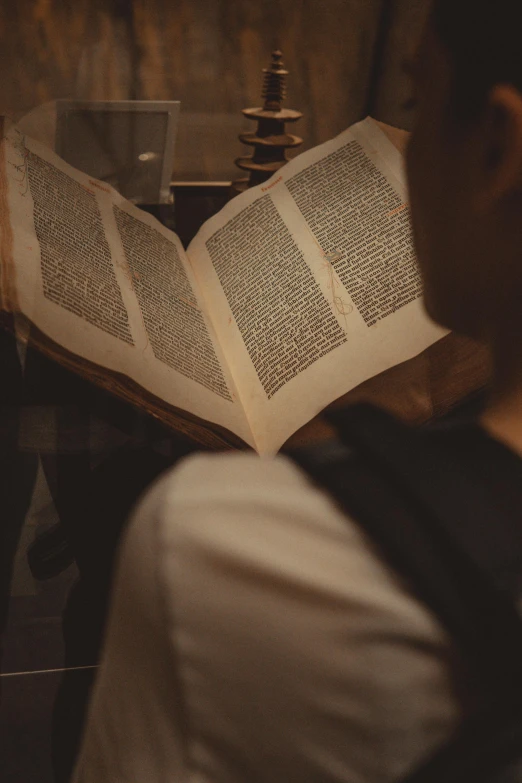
[0,0,384,180]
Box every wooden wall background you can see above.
[0,0,431,181]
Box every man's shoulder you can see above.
[112,448,459,783]
[149,450,348,535]
[140,451,448,639]
[166,451,314,500]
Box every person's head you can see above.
[406,0,522,344]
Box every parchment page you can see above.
[1,126,254,447]
[187,117,446,454]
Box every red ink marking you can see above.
[261,176,283,193]
[321,250,353,327]
[387,203,408,218]
[89,179,111,194]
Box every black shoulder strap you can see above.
[292,403,522,702]
[293,403,522,781]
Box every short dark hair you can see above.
[432,0,522,121]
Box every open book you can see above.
[1,116,462,454]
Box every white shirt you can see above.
[72,452,463,783]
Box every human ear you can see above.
[475,84,522,211]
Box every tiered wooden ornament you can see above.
[231,50,303,194]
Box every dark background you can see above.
[0,0,431,180]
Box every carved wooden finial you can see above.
[262,50,288,110]
[231,50,303,195]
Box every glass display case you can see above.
[0,2,430,781]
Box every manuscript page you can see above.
[187,117,446,454]
[1,126,254,447]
